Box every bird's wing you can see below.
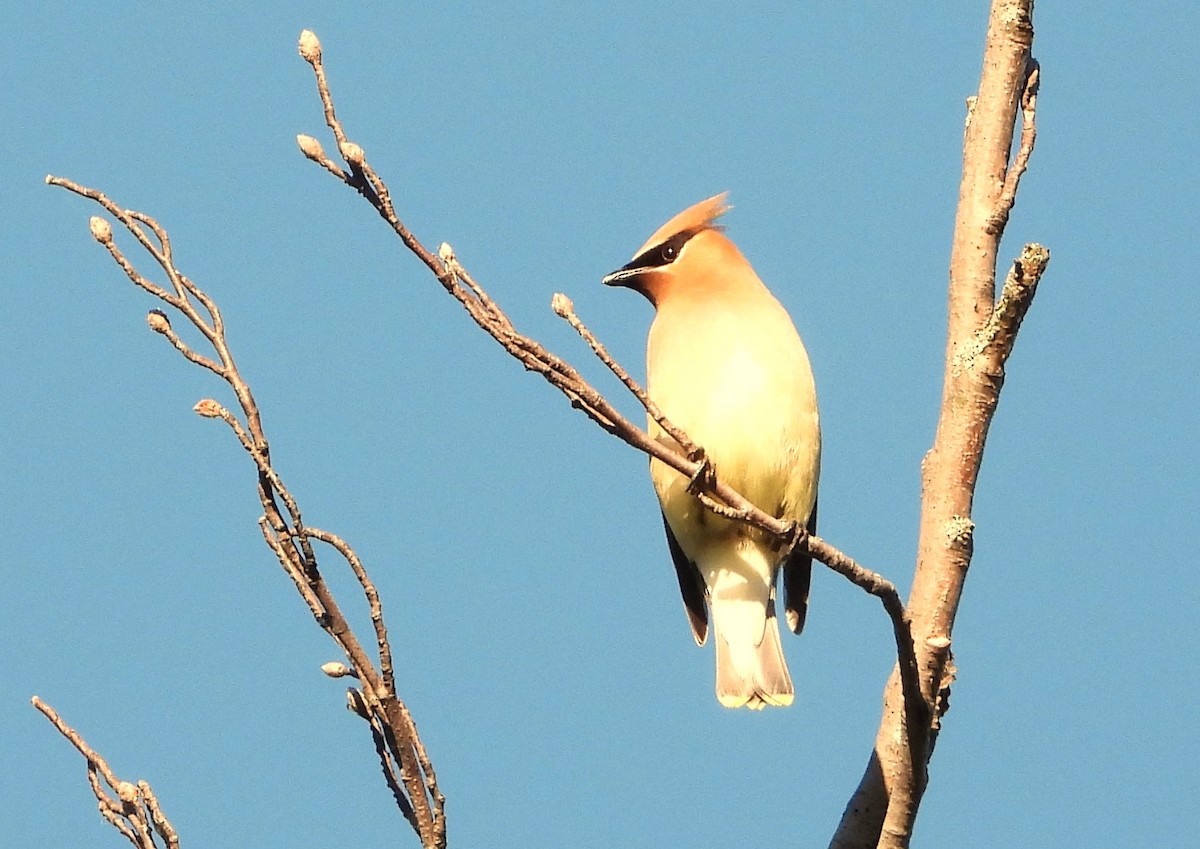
[783,496,817,635]
[662,512,709,646]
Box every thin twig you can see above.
[551,293,701,458]
[258,517,327,621]
[988,60,1040,235]
[145,311,226,376]
[295,32,852,566]
[440,243,515,332]
[48,171,445,846]
[32,697,179,849]
[305,525,395,692]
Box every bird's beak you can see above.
[601,266,640,288]
[603,248,654,288]
[603,260,660,305]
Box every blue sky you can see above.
[3,3,1197,847]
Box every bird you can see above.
[602,193,820,709]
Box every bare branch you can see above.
[988,60,1041,236]
[32,697,180,849]
[47,171,446,846]
[258,516,327,621]
[305,525,395,690]
[986,242,1051,364]
[551,293,701,458]
[293,28,883,585]
[294,28,930,793]
[296,133,348,180]
[832,3,1049,847]
[145,310,226,376]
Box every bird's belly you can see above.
[648,345,819,545]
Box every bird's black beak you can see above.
[602,267,639,287]
[602,251,651,287]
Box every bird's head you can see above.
[602,193,751,307]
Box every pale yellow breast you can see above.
[647,290,820,540]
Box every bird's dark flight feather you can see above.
[662,512,709,645]
[783,497,817,635]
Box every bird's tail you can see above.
[712,595,794,710]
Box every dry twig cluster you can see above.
[32,697,180,849]
[40,167,446,845]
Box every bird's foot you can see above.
[777,519,810,554]
[685,454,717,496]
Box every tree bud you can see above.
[338,140,364,166]
[321,661,351,678]
[298,30,322,63]
[89,216,113,244]
[193,399,223,418]
[146,310,171,334]
[551,293,573,318]
[296,134,325,162]
[345,688,369,719]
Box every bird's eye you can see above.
[620,231,695,275]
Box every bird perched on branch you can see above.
[603,193,820,709]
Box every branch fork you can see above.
[32,697,181,849]
[44,169,446,847]
[834,4,1049,848]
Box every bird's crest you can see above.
[633,192,730,257]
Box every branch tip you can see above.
[338,140,365,166]
[296,133,325,162]
[346,688,370,719]
[1020,242,1051,274]
[298,29,322,63]
[146,310,171,334]
[551,292,573,317]
[1023,59,1041,106]
[321,661,354,678]
[193,398,224,418]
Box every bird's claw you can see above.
[686,455,717,495]
[778,520,809,554]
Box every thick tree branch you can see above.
[44,177,446,848]
[831,3,1049,848]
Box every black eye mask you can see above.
[618,228,702,274]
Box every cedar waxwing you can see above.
[603,194,820,709]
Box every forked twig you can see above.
[32,698,180,849]
[834,3,1049,847]
[45,173,446,848]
